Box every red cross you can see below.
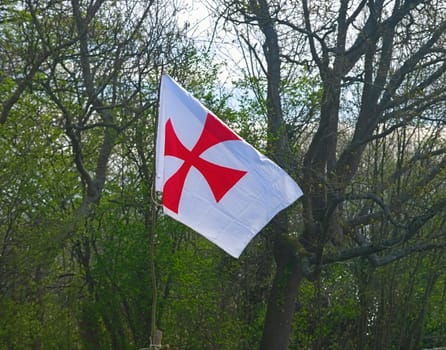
[163,113,248,214]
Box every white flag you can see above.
[156,74,303,258]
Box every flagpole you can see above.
[148,66,164,349]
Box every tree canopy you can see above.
[1,0,446,349]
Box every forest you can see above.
[1,0,446,349]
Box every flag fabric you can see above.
[155,74,303,258]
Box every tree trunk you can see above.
[260,259,303,350]
[79,304,101,350]
[260,212,304,350]
[252,0,304,347]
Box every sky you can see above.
[177,0,246,85]
[178,0,213,38]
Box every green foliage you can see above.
[291,265,361,349]
[1,1,446,349]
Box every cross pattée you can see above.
[163,113,248,214]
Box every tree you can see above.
[0,0,210,348]
[215,0,446,348]
[3,0,446,348]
